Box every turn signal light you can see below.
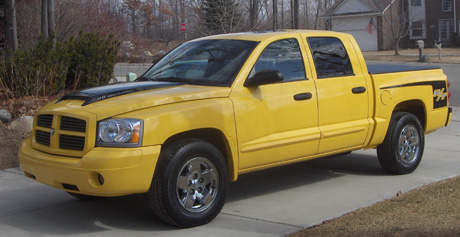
[447,80,451,100]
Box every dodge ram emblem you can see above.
[50,128,55,135]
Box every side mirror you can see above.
[244,70,284,87]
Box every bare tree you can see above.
[292,0,299,29]
[249,0,259,29]
[48,0,55,48]
[380,0,410,55]
[314,0,322,29]
[4,0,18,55]
[273,0,278,31]
[41,0,48,39]
[203,0,244,34]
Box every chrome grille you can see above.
[59,135,85,151]
[36,130,51,146]
[60,116,86,132]
[37,114,53,128]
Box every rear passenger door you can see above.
[301,34,371,154]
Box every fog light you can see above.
[98,173,105,185]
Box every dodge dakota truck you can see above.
[19,30,452,227]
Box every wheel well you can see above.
[393,100,426,130]
[162,128,235,180]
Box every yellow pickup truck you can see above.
[19,31,452,227]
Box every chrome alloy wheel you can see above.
[176,157,219,213]
[398,125,420,165]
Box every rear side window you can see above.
[307,37,354,79]
[251,38,306,82]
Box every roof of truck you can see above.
[190,30,351,42]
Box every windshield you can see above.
[140,39,259,87]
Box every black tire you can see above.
[377,112,425,174]
[67,192,100,201]
[148,139,228,227]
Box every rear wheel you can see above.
[377,112,425,174]
[148,139,228,227]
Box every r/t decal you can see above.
[433,88,448,102]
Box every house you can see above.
[328,0,396,51]
[424,0,460,46]
[330,0,460,51]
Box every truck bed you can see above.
[367,63,441,75]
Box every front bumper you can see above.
[19,138,161,196]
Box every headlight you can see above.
[97,118,143,147]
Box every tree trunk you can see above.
[250,0,259,29]
[5,0,18,55]
[41,0,48,39]
[48,0,55,48]
[314,0,321,30]
[305,0,308,29]
[293,0,299,29]
[394,39,400,55]
[281,0,284,28]
[273,0,278,31]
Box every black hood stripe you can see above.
[57,81,182,106]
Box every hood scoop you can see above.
[57,81,182,106]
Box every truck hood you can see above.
[51,81,232,119]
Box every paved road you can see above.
[114,63,152,82]
[436,63,459,106]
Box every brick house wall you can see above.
[425,0,460,46]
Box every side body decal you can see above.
[380,81,448,109]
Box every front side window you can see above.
[442,0,452,11]
[307,37,354,78]
[142,39,259,87]
[250,38,306,82]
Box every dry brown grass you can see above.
[363,47,460,64]
[290,176,460,236]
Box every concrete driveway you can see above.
[1,106,459,236]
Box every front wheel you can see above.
[148,139,228,227]
[377,112,425,174]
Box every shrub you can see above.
[0,32,120,99]
[0,35,71,98]
[67,32,120,90]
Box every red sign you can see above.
[179,23,187,32]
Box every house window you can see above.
[411,21,424,38]
[440,20,454,40]
[411,0,421,7]
[442,0,452,12]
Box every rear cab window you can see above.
[307,37,354,79]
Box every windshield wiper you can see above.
[135,76,152,81]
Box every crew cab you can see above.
[19,31,452,227]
